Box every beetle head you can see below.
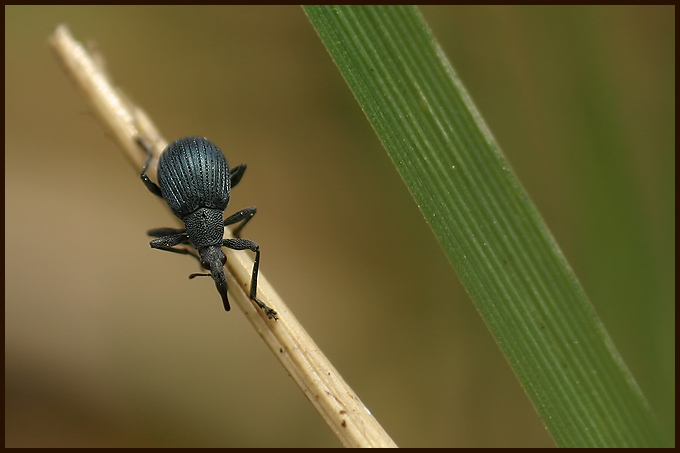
[190,246,230,310]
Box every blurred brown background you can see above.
[5,6,674,447]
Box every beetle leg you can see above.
[223,238,277,320]
[229,163,247,188]
[147,227,187,237]
[137,136,164,198]
[223,206,257,238]
[150,233,200,262]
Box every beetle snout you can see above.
[210,262,230,311]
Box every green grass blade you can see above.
[303,5,667,448]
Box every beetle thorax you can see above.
[183,207,226,248]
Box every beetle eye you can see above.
[201,260,211,270]
[221,253,226,265]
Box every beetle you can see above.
[138,136,277,320]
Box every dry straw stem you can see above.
[50,25,397,448]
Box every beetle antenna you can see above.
[188,267,230,311]
[188,272,210,278]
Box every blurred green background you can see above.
[5,5,674,447]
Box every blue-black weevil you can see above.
[138,136,277,320]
